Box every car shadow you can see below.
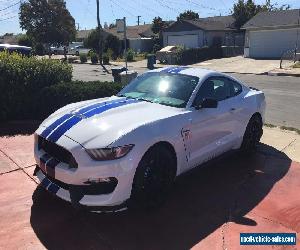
[30,143,291,250]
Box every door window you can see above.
[193,77,233,106]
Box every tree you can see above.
[103,34,121,58]
[84,30,121,58]
[177,10,199,21]
[109,23,117,29]
[152,17,167,34]
[233,0,291,29]
[18,34,33,47]
[84,29,101,52]
[19,0,76,50]
[151,17,168,51]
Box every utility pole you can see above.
[124,17,128,73]
[137,15,141,26]
[96,0,109,72]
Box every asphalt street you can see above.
[72,64,300,129]
[232,74,300,129]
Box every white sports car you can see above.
[34,67,266,211]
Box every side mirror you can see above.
[195,98,218,109]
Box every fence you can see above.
[280,48,300,69]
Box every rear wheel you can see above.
[130,145,176,210]
[240,114,263,153]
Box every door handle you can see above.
[230,108,236,112]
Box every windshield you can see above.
[117,72,199,108]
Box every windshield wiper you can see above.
[137,97,153,103]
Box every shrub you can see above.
[34,43,45,56]
[90,52,98,64]
[103,53,109,65]
[37,81,123,119]
[0,51,72,121]
[176,47,223,65]
[153,44,161,53]
[126,49,135,62]
[80,54,87,63]
[68,56,77,63]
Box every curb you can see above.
[268,71,300,77]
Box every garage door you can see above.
[167,34,199,48]
[249,29,298,58]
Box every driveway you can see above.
[192,56,280,75]
[0,127,299,249]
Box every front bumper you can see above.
[34,166,128,212]
[34,134,140,210]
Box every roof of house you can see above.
[242,9,300,29]
[0,34,20,44]
[104,24,154,39]
[164,15,236,32]
[76,24,154,40]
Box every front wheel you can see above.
[130,145,176,210]
[240,114,263,153]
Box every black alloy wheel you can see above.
[130,145,176,210]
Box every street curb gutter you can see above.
[268,71,300,77]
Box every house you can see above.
[162,15,244,49]
[243,9,300,58]
[0,33,20,45]
[76,24,155,52]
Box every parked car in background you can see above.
[156,45,178,64]
[68,45,90,56]
[33,67,265,212]
[50,46,65,55]
[0,44,32,56]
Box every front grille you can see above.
[40,168,118,195]
[38,135,78,168]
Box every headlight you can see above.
[86,144,134,161]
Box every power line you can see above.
[110,0,136,17]
[0,1,19,12]
[0,14,16,21]
[108,0,116,19]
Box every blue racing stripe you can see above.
[160,67,178,73]
[45,99,141,143]
[160,67,190,74]
[84,99,140,118]
[74,98,125,115]
[41,114,73,138]
[48,183,60,194]
[41,178,51,189]
[47,116,82,142]
[168,67,189,73]
[41,99,124,139]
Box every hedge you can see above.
[0,52,123,121]
[176,47,223,65]
[0,51,72,121]
[37,81,123,119]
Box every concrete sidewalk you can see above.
[0,127,299,249]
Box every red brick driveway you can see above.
[0,134,299,250]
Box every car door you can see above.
[184,76,240,169]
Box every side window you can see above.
[228,79,243,97]
[193,77,232,105]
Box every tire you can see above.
[130,145,176,210]
[240,114,263,153]
[76,51,79,56]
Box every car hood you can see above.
[39,96,183,148]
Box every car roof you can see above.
[0,44,31,50]
[151,67,224,79]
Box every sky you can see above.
[0,0,300,35]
